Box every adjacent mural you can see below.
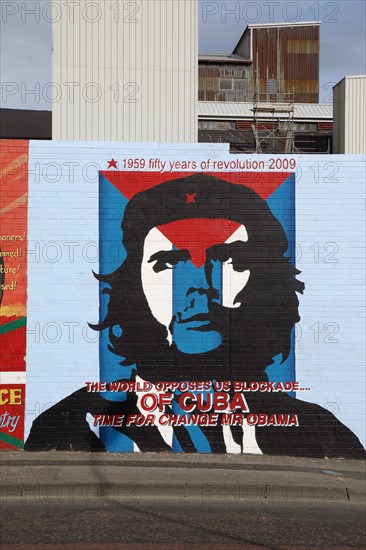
[1,140,364,456]
[0,140,28,450]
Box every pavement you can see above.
[1,452,365,505]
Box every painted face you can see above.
[141,219,250,354]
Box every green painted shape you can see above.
[0,317,27,335]
[0,431,24,449]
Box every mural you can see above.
[0,140,364,456]
[0,140,28,450]
[22,155,365,457]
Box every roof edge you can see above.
[247,21,321,28]
[233,21,321,55]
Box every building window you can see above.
[220,78,246,91]
[278,121,318,132]
[266,79,278,94]
[294,122,317,132]
[234,80,245,91]
[220,79,233,90]
[198,120,236,130]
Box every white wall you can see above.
[333,76,366,154]
[295,155,365,444]
[52,0,197,142]
[25,143,366,448]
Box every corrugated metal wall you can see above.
[333,79,345,153]
[52,0,197,141]
[200,24,319,104]
[333,76,366,154]
[251,25,319,103]
[344,76,366,154]
[198,63,250,102]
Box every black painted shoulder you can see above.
[24,387,139,452]
[250,393,366,458]
[24,387,106,451]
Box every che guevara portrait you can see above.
[25,174,366,457]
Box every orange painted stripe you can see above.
[0,192,28,216]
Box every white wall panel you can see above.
[333,79,345,154]
[345,76,366,154]
[52,0,197,142]
[333,76,366,154]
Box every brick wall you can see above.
[1,140,364,455]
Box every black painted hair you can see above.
[93,173,304,382]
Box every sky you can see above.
[0,0,365,110]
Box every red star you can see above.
[185,193,197,204]
[107,159,118,169]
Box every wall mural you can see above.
[1,141,365,456]
[0,140,28,450]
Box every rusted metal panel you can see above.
[286,55,319,80]
[251,25,319,102]
[318,122,333,132]
[198,76,219,90]
[288,39,318,54]
[199,24,319,103]
[236,121,252,130]
[286,79,318,94]
[198,62,251,102]
[198,66,221,78]
[198,64,247,78]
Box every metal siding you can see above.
[198,63,250,102]
[345,76,366,154]
[333,79,346,153]
[252,25,319,103]
[52,0,197,141]
[198,101,332,120]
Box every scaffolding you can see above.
[252,91,295,153]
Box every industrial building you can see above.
[198,101,332,153]
[198,21,324,153]
[0,101,333,154]
[1,15,364,154]
[333,75,366,154]
[199,22,320,104]
[52,0,197,142]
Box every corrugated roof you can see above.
[199,53,250,63]
[248,21,321,28]
[198,102,333,120]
